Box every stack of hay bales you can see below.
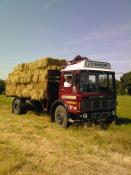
[6,57,65,100]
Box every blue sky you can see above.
[0,0,131,80]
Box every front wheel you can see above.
[55,105,68,128]
[100,122,108,130]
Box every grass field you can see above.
[0,95,131,175]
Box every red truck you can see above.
[7,56,117,129]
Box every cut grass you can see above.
[0,95,131,175]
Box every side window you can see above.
[109,74,113,89]
[99,74,108,87]
[64,73,72,87]
[89,75,96,91]
[89,75,96,84]
[80,71,88,84]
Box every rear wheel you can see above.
[55,105,68,128]
[13,98,26,115]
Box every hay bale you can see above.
[14,63,26,72]
[6,85,16,96]
[38,69,47,82]
[33,57,66,69]
[22,85,29,97]
[20,72,32,84]
[16,85,23,97]
[34,58,48,69]
[6,57,65,100]
[32,73,39,83]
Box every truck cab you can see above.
[51,59,117,129]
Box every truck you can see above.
[6,55,117,129]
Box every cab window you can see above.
[64,73,72,87]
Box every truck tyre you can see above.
[100,122,108,130]
[55,105,68,128]
[13,98,26,115]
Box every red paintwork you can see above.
[59,70,115,115]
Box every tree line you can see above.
[0,71,131,95]
[116,71,131,95]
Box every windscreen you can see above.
[80,71,115,93]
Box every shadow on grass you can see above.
[116,117,131,125]
[69,116,131,129]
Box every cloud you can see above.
[65,23,131,45]
[39,0,61,11]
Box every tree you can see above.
[119,71,131,95]
[119,85,126,95]
[127,85,131,95]
[0,79,5,94]
[115,79,120,89]
[115,79,120,94]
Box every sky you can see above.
[0,0,131,80]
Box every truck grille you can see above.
[82,97,115,111]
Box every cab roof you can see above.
[62,60,114,72]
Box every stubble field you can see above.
[0,95,131,175]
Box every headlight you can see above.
[111,110,116,116]
[83,113,88,118]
